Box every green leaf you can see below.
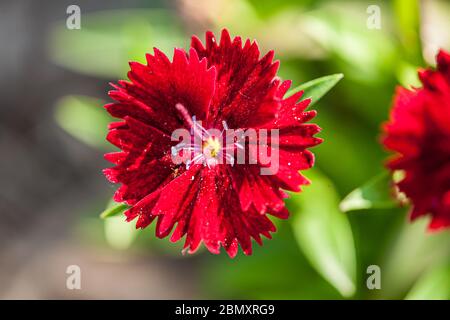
[288,169,357,297]
[104,215,137,250]
[200,223,342,299]
[285,73,344,106]
[54,95,111,149]
[340,172,397,212]
[48,9,183,78]
[405,263,450,300]
[380,219,450,299]
[300,5,398,84]
[396,61,421,88]
[100,202,129,219]
[393,0,422,65]
[101,199,134,250]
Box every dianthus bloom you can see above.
[383,50,450,232]
[104,29,322,256]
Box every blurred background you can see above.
[0,0,449,299]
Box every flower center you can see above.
[172,103,243,169]
[203,137,221,158]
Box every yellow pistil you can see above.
[204,137,221,158]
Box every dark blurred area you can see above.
[0,0,200,299]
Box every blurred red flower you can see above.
[103,29,321,256]
[383,49,450,232]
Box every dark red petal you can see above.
[107,156,175,204]
[124,190,161,228]
[152,166,202,237]
[109,47,216,132]
[191,29,280,128]
[383,49,450,232]
[230,166,285,214]
[436,49,450,83]
[170,167,283,256]
[103,30,324,256]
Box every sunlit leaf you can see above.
[104,215,137,250]
[405,263,450,300]
[396,61,421,88]
[100,202,129,219]
[286,73,343,106]
[300,3,398,83]
[54,95,110,149]
[340,172,397,212]
[247,0,314,18]
[393,0,422,65]
[49,9,184,78]
[380,218,450,299]
[288,169,357,297]
[101,197,135,250]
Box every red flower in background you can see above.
[383,50,450,232]
[103,29,322,256]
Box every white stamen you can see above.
[174,115,240,169]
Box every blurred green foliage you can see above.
[340,172,397,212]
[51,0,450,299]
[54,95,111,149]
[289,169,356,297]
[405,263,450,300]
[49,9,184,78]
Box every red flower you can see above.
[383,49,450,232]
[103,29,322,256]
